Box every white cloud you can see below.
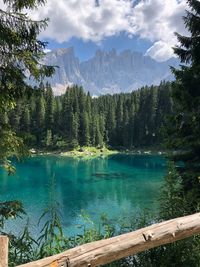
[0,0,189,61]
[31,0,134,43]
[132,0,188,61]
[0,0,6,9]
[44,48,51,53]
[145,41,175,62]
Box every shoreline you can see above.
[30,146,118,159]
[29,147,169,159]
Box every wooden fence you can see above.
[1,212,200,267]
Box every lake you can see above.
[0,154,167,236]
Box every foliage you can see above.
[0,200,25,228]
[8,222,38,266]
[7,82,173,150]
[2,0,200,266]
[0,0,54,107]
[159,162,189,220]
[165,0,200,206]
[132,163,200,267]
[0,0,54,163]
[0,0,55,226]
[1,164,200,267]
[0,129,27,174]
[156,2,200,266]
[4,208,123,266]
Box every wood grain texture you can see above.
[17,213,200,267]
[0,235,8,267]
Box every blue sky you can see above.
[0,0,187,62]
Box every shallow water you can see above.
[0,154,167,236]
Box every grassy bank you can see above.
[60,146,118,158]
[29,146,171,160]
[30,146,118,159]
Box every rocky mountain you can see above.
[43,47,178,95]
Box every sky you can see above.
[1,0,189,62]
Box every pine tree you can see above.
[0,0,54,166]
[80,112,90,146]
[98,115,105,147]
[35,94,46,144]
[20,106,31,132]
[45,84,54,131]
[106,102,116,146]
[0,0,53,220]
[95,116,104,147]
[166,0,200,207]
[122,106,129,147]
[70,112,79,148]
[46,129,53,147]
[54,98,62,133]
[0,1,54,108]
[6,83,174,150]
[115,97,124,145]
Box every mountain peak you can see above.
[43,47,178,96]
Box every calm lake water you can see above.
[0,154,167,236]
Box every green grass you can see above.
[59,146,118,159]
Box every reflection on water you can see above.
[0,154,167,236]
[91,172,131,180]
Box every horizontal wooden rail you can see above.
[16,212,200,267]
[0,235,8,267]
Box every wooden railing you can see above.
[0,235,8,267]
[1,213,200,267]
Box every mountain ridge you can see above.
[43,47,178,95]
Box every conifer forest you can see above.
[1,0,200,266]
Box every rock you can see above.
[30,148,36,154]
[42,48,179,96]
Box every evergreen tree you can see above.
[54,98,62,133]
[115,97,124,145]
[98,115,105,147]
[80,112,90,146]
[165,0,200,207]
[95,116,104,147]
[45,84,54,131]
[122,106,129,147]
[0,0,54,164]
[45,129,53,147]
[20,106,31,132]
[8,83,173,150]
[35,93,46,143]
[70,112,79,148]
[106,102,116,146]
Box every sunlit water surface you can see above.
[0,154,167,236]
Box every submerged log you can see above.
[0,235,8,267]
[17,212,200,267]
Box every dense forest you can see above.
[3,81,173,150]
[1,0,200,266]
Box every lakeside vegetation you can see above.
[32,146,118,159]
[0,0,200,266]
[3,81,173,151]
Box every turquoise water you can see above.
[0,154,167,236]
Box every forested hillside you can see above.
[5,82,173,150]
[1,0,200,266]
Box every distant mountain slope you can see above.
[43,47,178,95]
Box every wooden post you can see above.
[17,212,200,267]
[0,235,8,267]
